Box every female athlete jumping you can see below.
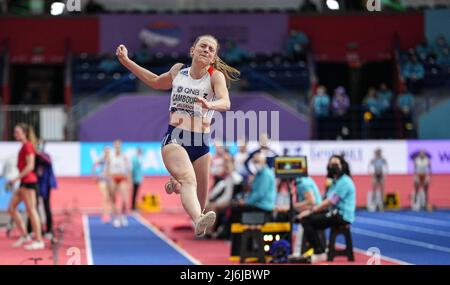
[116,35,239,236]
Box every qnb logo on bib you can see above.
[183,88,200,96]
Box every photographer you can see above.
[289,175,323,258]
[228,152,277,228]
[296,155,356,263]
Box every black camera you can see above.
[274,156,308,179]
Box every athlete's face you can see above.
[191,37,218,66]
[114,141,121,152]
[14,126,26,142]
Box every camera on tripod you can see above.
[274,156,308,179]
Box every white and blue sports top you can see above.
[169,65,216,119]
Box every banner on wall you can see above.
[3,140,449,177]
[0,142,80,177]
[211,140,407,175]
[80,142,168,176]
[407,140,450,174]
[46,143,81,177]
[306,141,408,175]
[100,14,288,54]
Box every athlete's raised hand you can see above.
[116,44,129,62]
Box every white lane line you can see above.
[358,212,450,227]
[132,213,201,265]
[82,214,94,265]
[351,227,450,254]
[355,216,450,238]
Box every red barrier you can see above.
[289,13,424,62]
[0,17,99,63]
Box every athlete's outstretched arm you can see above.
[196,71,230,112]
[116,44,182,90]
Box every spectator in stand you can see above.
[432,35,449,59]
[330,86,350,140]
[287,29,309,60]
[402,55,424,94]
[331,86,350,117]
[397,89,415,117]
[313,85,330,139]
[377,83,393,113]
[363,87,381,117]
[313,85,330,118]
[222,40,249,65]
[415,41,430,62]
[99,54,120,74]
[397,88,415,138]
[133,43,151,66]
[437,47,450,67]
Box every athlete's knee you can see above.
[178,175,197,189]
[7,205,16,216]
[25,208,34,217]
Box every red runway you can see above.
[2,174,448,265]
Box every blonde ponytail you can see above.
[17,122,38,149]
[28,126,38,149]
[213,55,240,85]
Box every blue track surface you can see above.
[87,215,195,265]
[351,210,450,265]
[85,211,450,265]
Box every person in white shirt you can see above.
[368,148,388,211]
[92,146,113,223]
[413,150,432,211]
[233,139,249,178]
[107,140,131,227]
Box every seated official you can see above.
[229,152,277,226]
[289,175,323,258]
[296,155,356,263]
[294,176,323,212]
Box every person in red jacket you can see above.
[7,123,44,250]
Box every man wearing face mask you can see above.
[296,155,356,263]
[229,152,277,227]
[244,133,278,176]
